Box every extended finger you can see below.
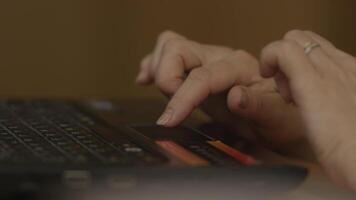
[157,50,260,127]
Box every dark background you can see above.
[0,0,354,99]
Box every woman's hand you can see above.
[260,29,356,190]
[136,31,306,149]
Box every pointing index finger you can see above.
[157,50,260,127]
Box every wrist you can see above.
[318,137,356,191]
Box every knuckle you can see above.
[284,29,303,40]
[154,73,183,95]
[155,78,179,95]
[234,49,253,60]
[188,67,211,84]
[261,45,271,58]
[157,30,180,45]
[158,30,176,40]
[154,76,166,88]
[303,30,314,35]
[232,50,257,68]
[280,40,300,54]
[162,38,185,52]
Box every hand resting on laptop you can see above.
[136,30,356,192]
[136,30,307,151]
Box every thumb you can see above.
[227,85,306,147]
[227,85,285,123]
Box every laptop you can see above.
[0,99,307,200]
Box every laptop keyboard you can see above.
[0,100,161,165]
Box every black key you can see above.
[0,99,163,165]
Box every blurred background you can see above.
[0,0,355,99]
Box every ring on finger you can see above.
[304,42,321,55]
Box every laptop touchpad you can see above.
[129,125,258,167]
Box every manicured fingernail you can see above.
[239,88,249,109]
[156,108,173,126]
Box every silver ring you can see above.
[304,42,321,55]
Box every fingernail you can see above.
[239,88,249,109]
[156,108,173,126]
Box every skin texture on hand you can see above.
[260,29,356,191]
[137,30,356,192]
[136,31,307,150]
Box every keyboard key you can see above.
[0,99,163,165]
